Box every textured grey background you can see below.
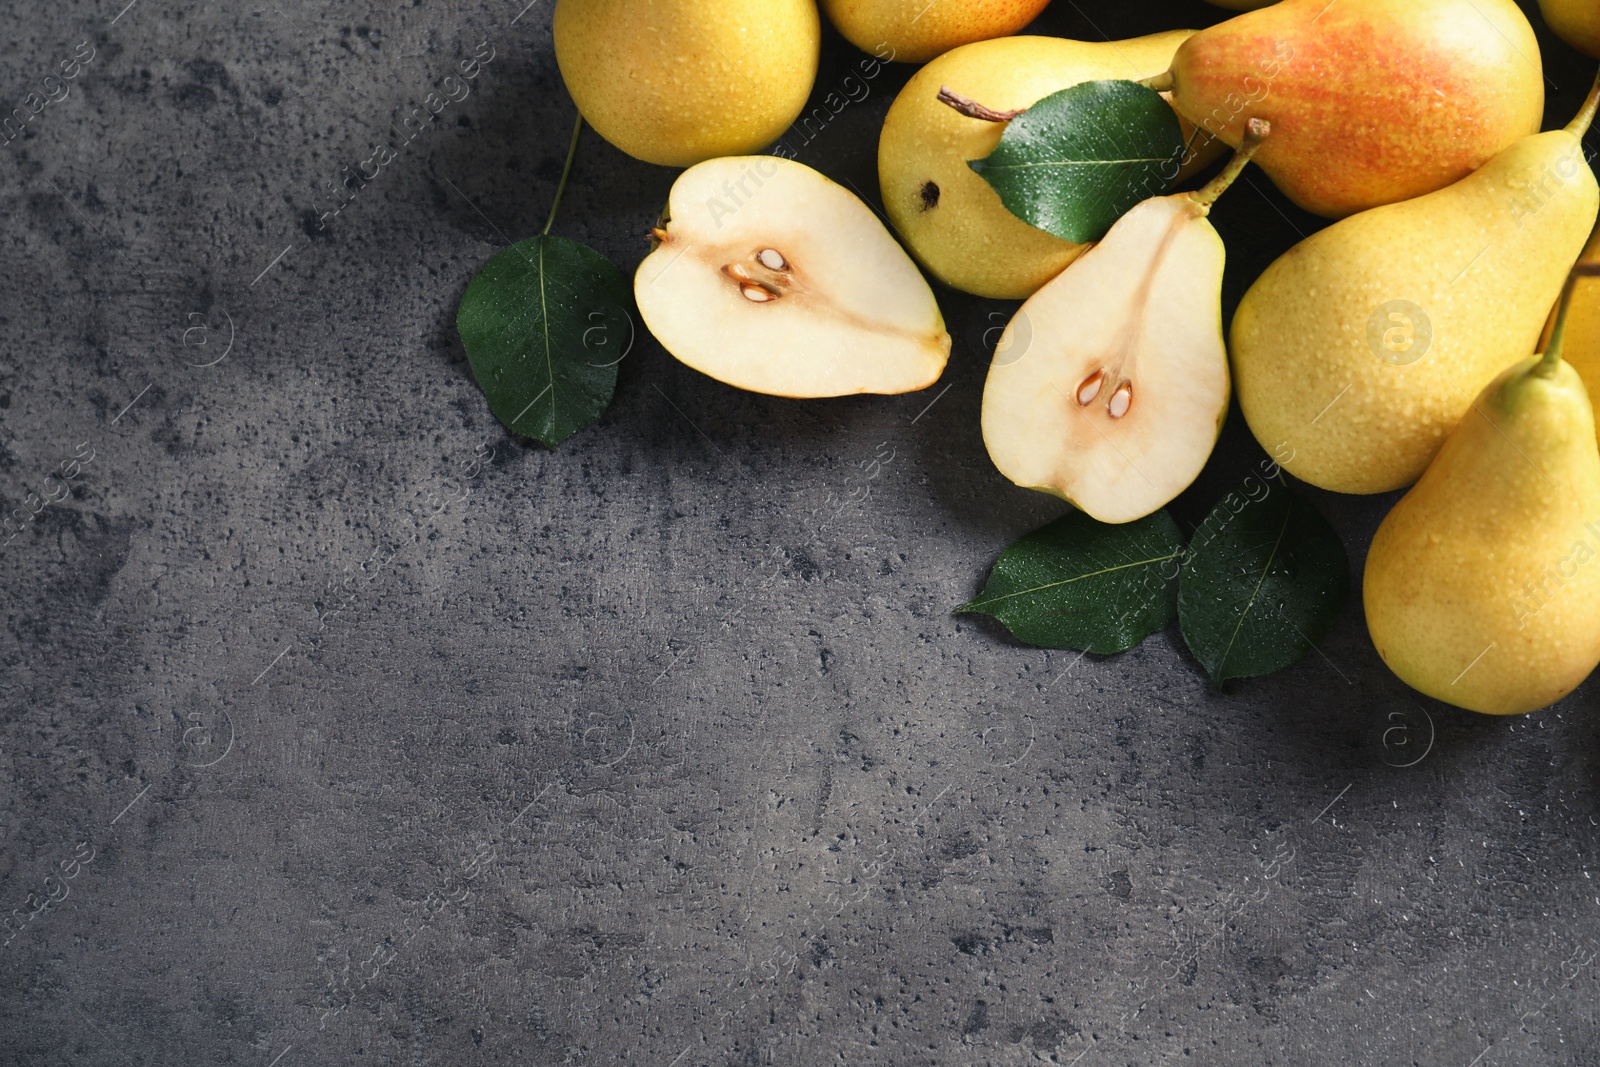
[2,0,1599,1064]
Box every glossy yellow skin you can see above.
[1232,129,1599,494]
[1169,0,1544,217]
[553,0,820,167]
[1539,0,1600,57]
[879,32,1221,301]
[1545,224,1600,435]
[1365,357,1600,715]
[822,0,1053,64]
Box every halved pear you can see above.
[980,125,1267,523]
[635,156,951,398]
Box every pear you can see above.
[635,156,951,398]
[1203,0,1278,8]
[1543,224,1600,441]
[879,33,1224,301]
[553,0,819,167]
[980,123,1268,524]
[1540,0,1600,57]
[1148,0,1545,217]
[1232,77,1600,495]
[1364,267,1600,716]
[821,0,1052,65]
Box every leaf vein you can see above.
[537,237,554,431]
[1215,508,1294,674]
[970,553,1179,608]
[984,157,1172,169]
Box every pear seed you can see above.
[740,282,776,302]
[756,248,788,271]
[1107,382,1133,419]
[1076,370,1105,406]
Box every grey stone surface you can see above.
[2,1,1599,1064]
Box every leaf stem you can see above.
[1538,263,1600,375]
[1191,117,1270,211]
[937,86,1025,123]
[1566,68,1600,138]
[543,112,584,237]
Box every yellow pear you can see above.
[1543,223,1600,440]
[1365,267,1600,715]
[1540,0,1600,56]
[1232,77,1600,494]
[822,0,1052,65]
[553,0,819,167]
[879,33,1223,301]
[980,124,1267,522]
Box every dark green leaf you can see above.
[1178,481,1350,684]
[968,79,1186,244]
[958,509,1184,654]
[456,235,633,448]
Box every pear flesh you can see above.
[1232,119,1600,495]
[1364,356,1600,715]
[635,156,951,399]
[981,193,1230,524]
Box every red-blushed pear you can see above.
[1364,266,1600,716]
[634,157,951,399]
[979,122,1269,524]
[1147,0,1544,218]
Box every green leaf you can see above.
[456,235,633,448]
[958,509,1185,654]
[968,79,1186,244]
[1178,481,1350,684]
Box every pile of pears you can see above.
[552,0,1600,717]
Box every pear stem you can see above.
[1190,117,1270,210]
[1539,263,1600,375]
[1566,69,1600,138]
[543,112,584,237]
[1141,72,1175,93]
[937,87,1025,123]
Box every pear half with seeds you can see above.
[635,156,951,398]
[980,123,1268,523]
